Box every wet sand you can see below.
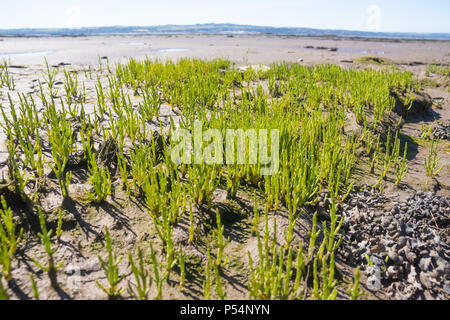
[0,34,449,67]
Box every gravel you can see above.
[432,123,450,140]
[335,186,450,300]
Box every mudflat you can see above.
[0,34,449,66]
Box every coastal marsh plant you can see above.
[187,164,222,207]
[247,209,307,300]
[178,246,186,291]
[64,69,86,105]
[127,248,151,300]
[30,273,40,300]
[252,192,260,235]
[45,98,75,198]
[424,139,443,178]
[203,249,212,300]
[56,209,64,240]
[31,208,63,290]
[395,143,409,186]
[86,153,112,204]
[0,56,422,300]
[0,196,23,280]
[43,58,58,98]
[0,60,15,90]
[95,77,107,115]
[214,262,226,300]
[150,243,163,300]
[349,267,363,300]
[214,209,229,268]
[96,226,125,299]
[188,204,196,243]
[5,138,29,202]
[426,64,450,77]
[161,219,177,280]
[0,275,8,300]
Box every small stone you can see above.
[388,251,400,265]
[370,255,384,267]
[381,216,392,227]
[391,206,400,215]
[397,236,407,248]
[405,250,417,264]
[419,272,432,289]
[444,282,450,295]
[419,257,432,272]
[387,224,397,232]
[387,266,399,279]
[407,265,419,285]
[435,258,448,277]
[366,274,381,291]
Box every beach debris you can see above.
[432,123,450,140]
[238,64,269,72]
[334,186,450,300]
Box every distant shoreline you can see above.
[0,23,449,41]
[1,33,450,43]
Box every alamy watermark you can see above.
[170,121,280,175]
[66,5,81,29]
[366,5,381,31]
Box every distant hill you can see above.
[0,23,449,40]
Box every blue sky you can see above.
[1,0,449,33]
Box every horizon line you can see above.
[0,23,449,36]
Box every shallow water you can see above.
[0,50,53,58]
[337,47,369,54]
[127,42,148,46]
[158,48,189,53]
